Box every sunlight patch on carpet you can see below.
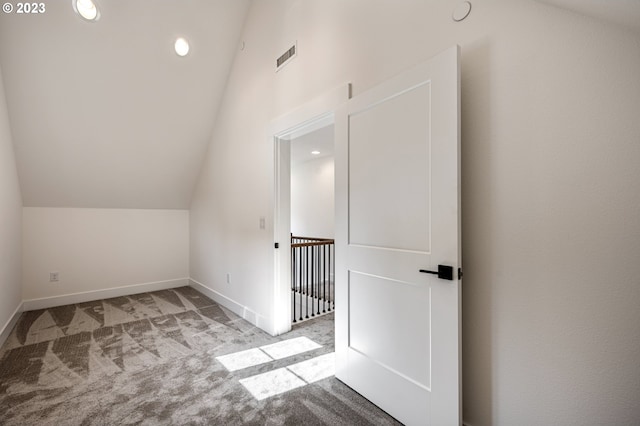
[240,352,336,400]
[259,336,322,360]
[215,348,273,372]
[216,336,323,372]
[287,352,335,383]
[239,367,307,401]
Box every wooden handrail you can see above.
[291,235,334,242]
[291,240,334,248]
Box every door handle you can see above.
[419,265,454,280]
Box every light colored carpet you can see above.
[0,286,400,425]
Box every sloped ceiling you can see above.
[0,0,250,208]
[536,0,640,32]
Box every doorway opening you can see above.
[290,124,335,323]
[271,84,349,336]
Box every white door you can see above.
[334,46,461,426]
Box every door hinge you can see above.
[275,242,279,249]
[458,267,463,280]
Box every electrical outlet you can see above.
[49,272,59,282]
[226,273,231,284]
[259,217,266,230]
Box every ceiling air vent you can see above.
[276,42,297,71]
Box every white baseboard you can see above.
[11,278,272,340]
[0,302,24,347]
[189,279,272,334]
[22,278,189,311]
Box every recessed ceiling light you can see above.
[73,0,99,21]
[311,151,321,155]
[175,37,190,57]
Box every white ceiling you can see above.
[0,0,250,208]
[536,0,640,32]
[3,0,636,209]
[291,125,334,166]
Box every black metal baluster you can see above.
[305,245,309,319]
[312,244,316,315]
[316,245,318,312]
[292,245,296,323]
[327,243,332,312]
[313,245,316,315]
[315,246,322,315]
[322,244,326,313]
[311,246,316,318]
[326,243,330,311]
[299,246,303,322]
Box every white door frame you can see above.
[269,84,350,336]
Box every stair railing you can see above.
[291,235,335,323]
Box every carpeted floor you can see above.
[0,286,401,425]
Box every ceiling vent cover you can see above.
[276,42,297,71]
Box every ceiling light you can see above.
[311,151,320,155]
[174,38,190,57]
[74,0,99,21]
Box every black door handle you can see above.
[419,265,454,280]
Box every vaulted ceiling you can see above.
[2,0,638,210]
[0,0,250,208]
[536,0,640,32]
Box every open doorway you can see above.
[270,84,349,336]
[290,125,335,323]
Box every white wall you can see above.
[0,65,22,336]
[190,0,640,424]
[291,155,334,238]
[23,208,189,304]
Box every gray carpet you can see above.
[0,286,401,425]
